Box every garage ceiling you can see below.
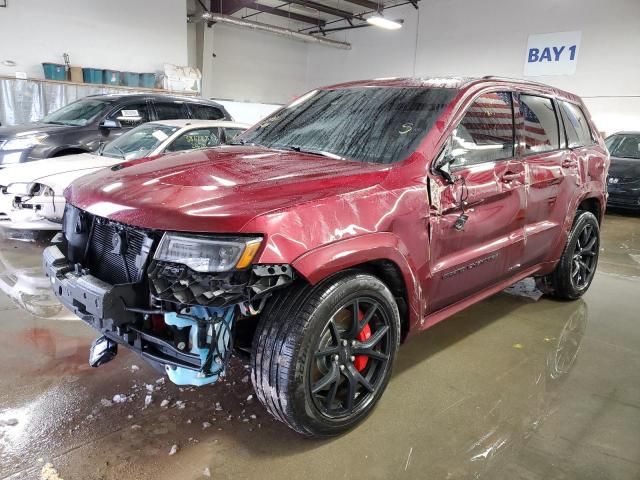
[191,0,417,35]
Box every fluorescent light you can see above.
[366,15,403,30]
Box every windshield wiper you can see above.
[277,145,342,159]
[108,145,127,159]
[44,121,67,125]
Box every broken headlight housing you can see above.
[154,233,262,273]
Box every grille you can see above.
[84,217,153,285]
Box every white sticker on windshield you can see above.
[121,110,140,117]
[152,130,169,141]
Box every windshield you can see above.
[102,123,179,160]
[237,87,457,164]
[41,98,109,126]
[608,134,640,160]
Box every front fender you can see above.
[291,232,421,331]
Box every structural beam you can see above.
[286,0,359,20]
[341,0,381,12]
[211,0,325,25]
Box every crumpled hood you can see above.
[0,153,120,192]
[66,146,390,232]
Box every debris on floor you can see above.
[168,444,179,456]
[40,463,64,480]
[503,278,543,301]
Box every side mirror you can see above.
[100,119,121,129]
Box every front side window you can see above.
[560,101,592,148]
[238,87,458,165]
[101,123,178,160]
[608,134,640,159]
[519,95,559,154]
[223,128,245,142]
[448,92,514,168]
[189,104,225,120]
[107,102,151,128]
[41,98,109,126]
[155,102,190,120]
[165,128,222,152]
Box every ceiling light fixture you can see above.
[366,15,403,30]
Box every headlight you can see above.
[154,234,262,272]
[2,134,48,150]
[5,182,32,195]
[31,183,55,196]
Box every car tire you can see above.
[250,271,401,437]
[537,210,600,300]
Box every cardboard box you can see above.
[70,66,83,83]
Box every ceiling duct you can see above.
[197,12,351,50]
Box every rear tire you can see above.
[537,210,600,300]
[250,271,401,437]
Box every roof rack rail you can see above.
[479,75,555,88]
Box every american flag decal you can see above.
[461,92,513,144]
[520,96,554,150]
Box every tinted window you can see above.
[519,95,559,154]
[108,102,151,127]
[155,102,189,120]
[165,127,222,152]
[604,135,619,151]
[190,104,225,120]
[560,101,592,148]
[41,98,109,126]
[241,87,457,165]
[449,92,514,168]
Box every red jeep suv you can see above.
[44,77,609,437]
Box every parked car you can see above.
[605,132,640,210]
[0,120,249,230]
[0,94,231,166]
[43,77,608,437]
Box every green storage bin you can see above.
[122,72,140,87]
[140,73,156,89]
[104,70,121,85]
[83,68,104,84]
[42,63,67,81]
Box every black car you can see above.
[0,94,231,166]
[605,131,640,210]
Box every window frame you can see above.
[515,92,562,158]
[448,90,517,171]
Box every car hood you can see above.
[66,146,390,232]
[0,122,76,140]
[609,156,640,180]
[0,153,120,191]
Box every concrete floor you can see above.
[0,213,638,480]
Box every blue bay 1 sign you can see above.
[524,31,582,77]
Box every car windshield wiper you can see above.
[227,139,256,146]
[107,145,127,159]
[44,121,68,125]
[277,145,343,160]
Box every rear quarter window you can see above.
[560,101,593,148]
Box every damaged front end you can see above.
[0,183,65,230]
[43,205,294,386]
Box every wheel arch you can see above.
[577,195,603,224]
[291,233,420,340]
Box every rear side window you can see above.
[155,101,190,120]
[189,104,225,120]
[449,92,514,168]
[519,95,560,154]
[560,101,593,148]
[165,127,222,152]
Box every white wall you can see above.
[201,21,308,104]
[306,0,640,135]
[0,0,187,78]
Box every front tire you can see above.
[538,210,600,300]
[251,272,401,437]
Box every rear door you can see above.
[427,91,526,313]
[152,100,190,120]
[516,93,577,267]
[188,103,226,120]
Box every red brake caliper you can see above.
[355,310,371,372]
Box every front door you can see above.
[427,91,526,314]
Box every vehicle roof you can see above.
[147,119,251,129]
[608,131,640,135]
[321,76,582,102]
[85,93,225,106]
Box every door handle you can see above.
[501,171,523,183]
